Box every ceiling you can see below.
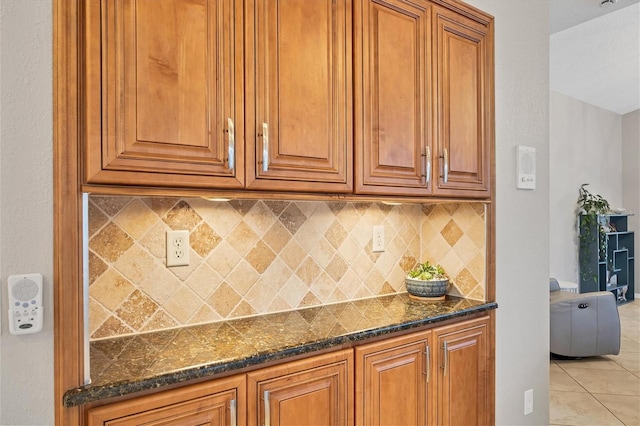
[550,0,640,115]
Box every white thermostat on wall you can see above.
[7,273,43,335]
[516,145,536,190]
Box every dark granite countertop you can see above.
[63,293,497,407]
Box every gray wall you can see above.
[0,0,552,424]
[465,1,551,423]
[0,1,55,425]
[549,91,623,285]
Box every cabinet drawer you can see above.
[86,374,245,426]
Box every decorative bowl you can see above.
[405,277,450,300]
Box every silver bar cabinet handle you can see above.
[443,341,449,376]
[262,122,269,172]
[425,146,431,184]
[443,147,449,183]
[424,345,431,382]
[227,118,235,172]
[264,390,271,426]
[230,398,237,426]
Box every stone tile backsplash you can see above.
[88,197,486,339]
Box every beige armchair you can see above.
[550,278,621,357]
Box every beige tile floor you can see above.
[550,300,640,425]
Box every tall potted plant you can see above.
[578,183,610,217]
[577,184,610,284]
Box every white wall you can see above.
[549,91,623,284]
[0,1,552,425]
[622,110,640,293]
[466,1,551,424]
[0,1,55,425]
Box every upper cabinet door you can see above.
[245,0,353,193]
[433,5,493,198]
[85,0,244,189]
[355,0,432,196]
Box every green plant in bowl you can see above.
[406,261,450,300]
[408,261,448,281]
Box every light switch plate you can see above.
[524,388,533,415]
[372,226,385,252]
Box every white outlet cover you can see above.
[372,225,385,252]
[166,230,190,267]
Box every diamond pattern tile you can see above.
[208,283,241,318]
[90,223,134,263]
[88,196,488,339]
[163,200,202,230]
[227,222,260,256]
[190,223,222,258]
[163,286,202,324]
[279,204,307,235]
[441,219,464,246]
[91,268,134,311]
[262,221,292,253]
[296,257,322,286]
[244,202,277,237]
[280,275,308,307]
[246,241,276,274]
[116,290,159,330]
[114,199,158,239]
[88,201,109,238]
[91,196,132,217]
[184,264,221,300]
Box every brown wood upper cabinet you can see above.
[83,0,492,199]
[84,0,245,189]
[354,0,433,196]
[432,4,493,197]
[355,0,493,198]
[244,0,354,193]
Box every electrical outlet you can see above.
[372,225,385,252]
[524,389,533,415]
[166,230,190,267]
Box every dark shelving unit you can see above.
[579,214,635,305]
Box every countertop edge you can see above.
[64,301,497,407]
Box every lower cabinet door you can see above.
[86,375,245,426]
[434,316,490,426]
[247,349,354,426]
[355,330,433,426]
